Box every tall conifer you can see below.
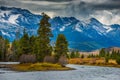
[37,13,53,62]
[55,34,68,62]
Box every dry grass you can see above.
[69,58,120,68]
[11,63,72,71]
[109,59,117,64]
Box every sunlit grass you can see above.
[11,63,72,71]
[69,58,120,68]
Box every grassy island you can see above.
[10,63,73,71]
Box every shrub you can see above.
[81,54,84,58]
[105,56,109,63]
[59,55,68,67]
[19,54,36,63]
[44,56,55,63]
[89,58,96,64]
[116,57,120,65]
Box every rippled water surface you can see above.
[0,64,120,80]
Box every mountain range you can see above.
[0,6,120,52]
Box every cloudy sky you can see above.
[0,0,120,25]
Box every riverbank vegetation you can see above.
[69,58,120,68]
[10,63,73,71]
[69,48,120,68]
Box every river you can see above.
[0,64,120,80]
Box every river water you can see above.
[0,64,120,80]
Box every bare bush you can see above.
[58,55,68,67]
[89,58,96,64]
[19,54,36,63]
[44,56,55,63]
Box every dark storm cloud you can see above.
[0,0,23,8]
[92,0,120,10]
[0,0,120,10]
[30,0,73,2]
[0,0,120,24]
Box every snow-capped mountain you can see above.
[0,6,120,51]
[0,6,42,41]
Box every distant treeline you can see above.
[69,48,120,64]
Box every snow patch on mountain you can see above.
[92,25,106,35]
[0,10,11,17]
[0,10,20,25]
[60,26,65,31]
[74,22,82,32]
[64,23,71,27]
[8,14,20,25]
[103,25,113,33]
[0,18,7,23]
[1,30,10,37]
[75,27,82,32]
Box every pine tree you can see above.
[70,51,76,58]
[11,28,22,61]
[105,52,110,63]
[99,48,106,57]
[75,51,80,58]
[0,36,9,61]
[54,34,68,62]
[105,56,109,63]
[116,56,120,65]
[11,40,21,61]
[36,13,53,62]
[29,35,36,54]
[0,36,4,61]
[81,54,84,58]
[19,29,30,55]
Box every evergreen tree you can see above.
[5,40,9,61]
[0,36,9,61]
[11,40,21,61]
[87,54,91,58]
[29,35,36,54]
[99,48,106,57]
[104,52,110,63]
[81,54,84,58]
[105,56,109,63]
[55,34,68,62]
[75,51,80,58]
[36,13,53,62]
[110,50,115,59]
[88,54,94,58]
[19,29,30,55]
[70,51,76,58]
[11,28,22,61]
[116,56,120,65]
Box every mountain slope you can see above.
[0,6,120,51]
[104,47,120,53]
[0,6,42,41]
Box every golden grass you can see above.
[11,63,72,71]
[69,58,120,68]
[109,59,117,64]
